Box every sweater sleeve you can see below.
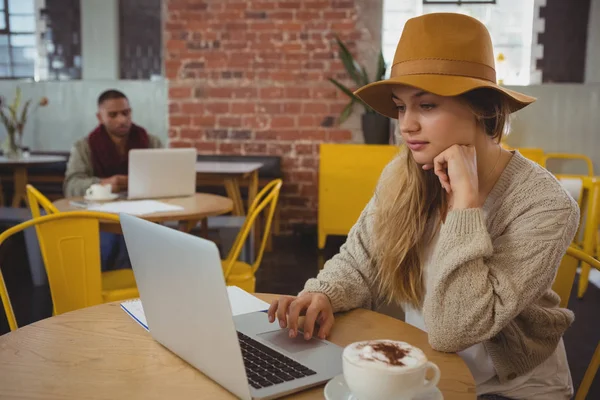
[301,197,379,313]
[422,198,579,352]
[63,141,100,198]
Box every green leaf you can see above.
[334,35,363,87]
[375,51,387,81]
[12,87,21,113]
[339,100,354,124]
[7,104,17,123]
[358,64,369,86]
[328,78,374,113]
[0,108,15,135]
[19,100,31,126]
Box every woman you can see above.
[267,13,579,400]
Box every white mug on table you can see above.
[85,183,112,199]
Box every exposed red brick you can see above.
[231,103,256,113]
[192,115,217,127]
[170,115,192,126]
[169,86,192,99]
[195,141,218,153]
[219,142,243,153]
[181,102,205,114]
[271,116,295,128]
[166,0,365,230]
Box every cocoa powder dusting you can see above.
[373,342,408,366]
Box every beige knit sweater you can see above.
[303,151,579,383]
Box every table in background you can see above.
[0,294,476,399]
[0,155,67,207]
[53,193,234,233]
[196,161,263,216]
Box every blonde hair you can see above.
[372,89,512,308]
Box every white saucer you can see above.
[324,374,443,400]
[84,193,119,202]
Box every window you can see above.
[0,0,37,79]
[382,0,534,85]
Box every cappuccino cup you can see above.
[85,183,112,199]
[342,340,440,400]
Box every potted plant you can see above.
[0,87,48,159]
[328,35,390,144]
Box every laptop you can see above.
[127,148,197,199]
[120,213,343,400]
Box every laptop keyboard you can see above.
[237,331,317,389]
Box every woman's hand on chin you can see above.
[422,144,479,210]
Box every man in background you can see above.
[64,89,162,196]
[64,89,163,270]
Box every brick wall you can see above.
[165,0,381,231]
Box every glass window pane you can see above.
[9,15,35,33]
[0,16,5,30]
[0,46,9,63]
[10,34,35,46]
[8,0,35,15]
[11,46,36,63]
[0,64,11,77]
[0,35,8,46]
[12,63,34,77]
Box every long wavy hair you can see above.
[371,89,512,308]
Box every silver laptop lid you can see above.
[120,213,252,400]
[128,148,197,199]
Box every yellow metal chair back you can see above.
[0,263,17,331]
[0,211,138,320]
[26,184,59,218]
[318,143,400,249]
[541,153,594,177]
[551,176,600,298]
[515,147,545,164]
[552,246,600,400]
[221,179,282,293]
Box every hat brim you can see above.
[354,75,536,119]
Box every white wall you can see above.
[504,84,600,173]
[585,0,600,83]
[0,80,168,151]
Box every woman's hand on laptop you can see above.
[267,293,334,341]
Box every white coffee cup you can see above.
[343,340,441,400]
[85,183,112,199]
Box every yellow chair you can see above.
[501,144,545,165]
[0,263,17,331]
[26,184,139,302]
[221,179,282,293]
[0,211,138,318]
[26,184,59,218]
[552,176,600,298]
[318,143,400,249]
[541,153,594,177]
[552,246,600,400]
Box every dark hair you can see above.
[97,89,128,106]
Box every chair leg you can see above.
[575,341,600,400]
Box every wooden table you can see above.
[0,294,476,399]
[53,193,234,233]
[196,161,263,216]
[0,155,66,207]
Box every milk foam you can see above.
[343,340,427,371]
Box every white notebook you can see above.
[121,286,270,331]
[88,200,183,216]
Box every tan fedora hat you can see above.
[354,13,536,119]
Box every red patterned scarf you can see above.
[88,124,150,178]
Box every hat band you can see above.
[391,59,496,82]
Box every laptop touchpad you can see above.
[257,329,328,354]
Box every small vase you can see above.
[3,135,22,159]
